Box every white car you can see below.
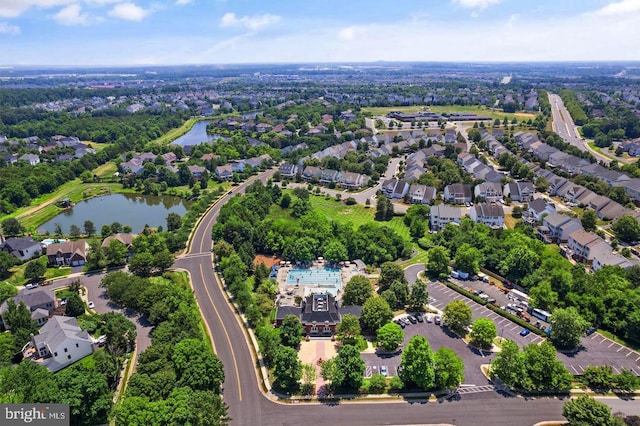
[88,301,95,309]
[380,366,388,377]
[426,314,433,323]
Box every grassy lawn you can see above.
[308,195,377,229]
[6,256,71,286]
[363,105,429,115]
[504,213,519,229]
[364,105,536,123]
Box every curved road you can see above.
[174,169,635,425]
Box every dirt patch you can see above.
[254,254,281,268]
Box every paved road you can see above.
[548,92,610,165]
[176,170,640,425]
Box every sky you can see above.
[0,0,639,66]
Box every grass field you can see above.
[6,256,71,286]
[363,104,536,123]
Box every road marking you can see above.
[498,319,508,325]
[636,356,640,362]
[591,334,598,340]
[608,342,616,348]
[571,366,579,374]
[200,264,243,402]
[510,325,519,331]
[627,351,633,357]
[617,346,624,352]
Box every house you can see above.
[279,163,298,178]
[256,123,273,133]
[215,164,233,181]
[19,154,40,166]
[275,294,361,336]
[230,161,246,172]
[341,172,370,190]
[565,230,608,263]
[46,241,89,266]
[0,287,57,329]
[200,153,220,162]
[596,200,626,221]
[474,182,503,203]
[302,166,322,182]
[469,202,505,228]
[319,169,342,185]
[187,165,207,179]
[408,184,437,205]
[161,152,177,165]
[527,198,555,222]
[443,184,472,205]
[591,247,637,271]
[120,158,144,175]
[541,213,583,244]
[28,316,94,372]
[392,179,410,199]
[381,179,398,198]
[430,204,467,231]
[101,233,137,250]
[504,181,535,203]
[1,237,42,261]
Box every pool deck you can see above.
[276,260,360,304]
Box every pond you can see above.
[171,120,221,147]
[38,193,191,235]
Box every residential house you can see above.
[443,184,472,205]
[504,181,535,203]
[256,123,273,133]
[319,169,342,185]
[230,161,246,172]
[101,233,137,251]
[540,213,583,244]
[120,158,144,175]
[565,230,608,263]
[527,198,555,222]
[162,152,177,165]
[1,237,42,262]
[187,165,207,179]
[19,154,40,166]
[474,182,503,203]
[391,179,410,199]
[430,204,467,231]
[215,164,233,181]
[28,315,94,372]
[279,163,298,178]
[46,241,89,266]
[0,287,57,329]
[591,247,637,271]
[597,200,626,220]
[408,184,437,205]
[302,166,322,182]
[469,202,505,228]
[200,153,220,162]
[381,179,399,198]
[341,172,370,190]
[275,294,361,336]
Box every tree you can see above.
[290,198,311,218]
[334,344,365,390]
[152,250,174,272]
[0,252,18,280]
[433,347,464,391]
[1,218,24,236]
[86,239,107,271]
[529,281,558,311]
[489,339,525,389]
[408,279,428,312]
[454,243,482,274]
[511,205,523,219]
[256,325,281,367]
[322,240,348,263]
[375,196,394,221]
[426,246,450,276]
[581,209,598,232]
[388,281,409,308]
[369,373,387,393]
[129,251,154,277]
[273,345,302,389]
[166,213,182,232]
[378,262,406,292]
[443,300,472,335]
[106,239,127,266]
[280,315,304,348]
[614,369,638,395]
[301,363,316,395]
[399,335,435,390]
[612,215,640,243]
[101,224,113,239]
[563,395,615,426]
[69,224,81,238]
[0,281,18,304]
[470,318,497,349]
[581,365,614,392]
[65,292,85,317]
[102,312,137,357]
[84,220,96,237]
[360,297,393,332]
[171,339,225,393]
[342,275,373,306]
[320,358,343,394]
[336,314,361,346]
[549,307,589,350]
[521,341,572,391]
[24,260,45,281]
[377,322,405,351]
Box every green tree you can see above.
[255,325,282,367]
[334,344,365,390]
[375,196,394,221]
[614,369,638,395]
[291,198,311,218]
[69,224,81,238]
[443,300,472,335]
[101,224,112,239]
[433,347,465,391]
[55,365,113,425]
[454,243,482,274]
[489,339,525,389]
[65,292,85,317]
[360,297,393,332]
[83,220,96,237]
[24,260,45,281]
[549,307,589,350]
[426,246,450,276]
[378,262,406,292]
[342,275,373,306]
[563,395,615,426]
[581,365,614,392]
[171,339,225,392]
[0,281,17,304]
[399,335,435,390]
[273,345,302,389]
[0,332,16,367]
[376,322,405,351]
[581,209,598,232]
[612,215,640,243]
[521,341,572,391]
[388,281,409,308]
[1,218,24,236]
[152,250,174,272]
[408,279,428,312]
[336,314,361,346]
[86,239,106,271]
[166,213,182,232]
[105,239,127,266]
[129,251,154,277]
[301,363,316,395]
[280,315,304,348]
[320,358,343,394]
[470,318,497,349]
[529,281,558,311]
[102,312,137,357]
[369,373,387,393]
[0,252,18,280]
[322,239,348,263]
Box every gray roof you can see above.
[475,202,504,218]
[33,315,90,350]
[2,237,41,252]
[0,287,56,315]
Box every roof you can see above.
[528,198,548,214]
[431,204,464,220]
[101,233,138,248]
[301,294,340,324]
[46,240,88,257]
[32,315,91,350]
[543,212,578,228]
[569,229,602,247]
[2,237,41,252]
[475,202,504,218]
[0,287,56,316]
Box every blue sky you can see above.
[0,0,639,65]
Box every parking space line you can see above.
[498,318,509,325]
[591,334,599,340]
[612,366,620,374]
[617,346,624,352]
[608,342,616,348]
[636,356,640,362]
[627,351,633,357]
[510,325,519,331]
[600,338,607,344]
[571,366,579,374]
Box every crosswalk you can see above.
[456,385,495,394]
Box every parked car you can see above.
[407,315,417,324]
[394,319,405,329]
[519,328,531,337]
[88,301,95,309]
[586,326,597,336]
[416,313,424,323]
[434,315,441,325]
[380,365,388,377]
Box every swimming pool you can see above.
[287,267,342,290]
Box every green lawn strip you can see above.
[6,256,70,286]
[364,105,536,122]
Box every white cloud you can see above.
[0,21,20,35]
[338,26,369,41]
[452,0,501,9]
[220,12,280,32]
[0,0,122,18]
[54,4,91,25]
[175,0,192,4]
[589,0,640,16]
[108,2,150,21]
